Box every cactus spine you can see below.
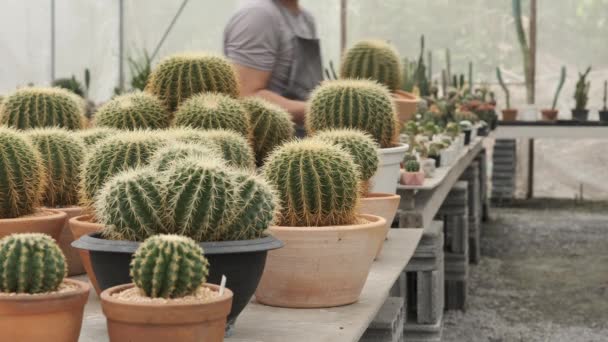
[149,142,221,172]
[198,129,255,169]
[263,140,360,227]
[496,67,511,109]
[0,233,66,294]
[241,97,294,165]
[551,66,566,110]
[173,93,250,137]
[340,40,403,92]
[306,80,399,148]
[95,92,170,130]
[145,53,239,111]
[131,234,209,298]
[0,87,84,130]
[27,128,85,207]
[0,128,45,218]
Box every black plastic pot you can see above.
[571,109,589,121]
[599,110,608,123]
[429,154,441,167]
[491,116,498,130]
[463,130,472,145]
[477,125,489,136]
[73,232,283,334]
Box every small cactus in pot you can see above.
[572,67,591,121]
[600,80,608,122]
[401,160,424,186]
[496,67,517,121]
[541,66,566,121]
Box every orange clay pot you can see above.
[358,193,401,258]
[0,209,67,241]
[501,108,518,121]
[541,109,558,121]
[255,214,386,308]
[69,214,104,295]
[0,279,90,342]
[54,207,85,276]
[393,90,419,124]
[101,283,233,342]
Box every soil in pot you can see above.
[0,209,67,241]
[55,207,85,276]
[501,109,518,121]
[541,109,558,121]
[357,193,400,258]
[0,278,90,342]
[69,215,103,295]
[571,109,589,121]
[101,283,232,342]
[255,214,386,308]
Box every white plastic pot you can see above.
[369,143,408,194]
[421,158,436,178]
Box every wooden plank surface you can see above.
[493,125,608,139]
[77,229,423,342]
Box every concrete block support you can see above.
[460,161,482,263]
[492,139,516,204]
[360,297,405,342]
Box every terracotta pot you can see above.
[501,108,518,121]
[358,193,401,258]
[101,283,233,342]
[69,215,104,295]
[401,171,425,186]
[0,278,90,342]
[393,90,419,124]
[0,209,66,241]
[541,109,558,121]
[54,207,85,276]
[255,214,386,308]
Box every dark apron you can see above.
[276,3,323,137]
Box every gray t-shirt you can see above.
[223,0,317,96]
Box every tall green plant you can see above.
[496,67,511,109]
[551,66,567,110]
[574,67,591,110]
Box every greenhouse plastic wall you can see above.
[1,0,607,199]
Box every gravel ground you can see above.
[443,202,608,342]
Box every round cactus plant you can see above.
[405,160,420,172]
[94,92,170,130]
[340,40,403,92]
[312,129,379,182]
[80,130,167,204]
[149,142,222,172]
[174,93,250,137]
[96,168,168,241]
[145,53,239,111]
[306,79,399,148]
[131,234,209,299]
[27,128,85,207]
[241,97,294,165]
[0,87,85,130]
[263,139,360,227]
[0,128,44,218]
[0,233,66,294]
[76,127,120,146]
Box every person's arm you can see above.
[234,63,306,125]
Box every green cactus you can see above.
[312,129,379,182]
[263,140,360,227]
[241,97,294,166]
[27,128,85,207]
[307,79,399,148]
[80,131,167,205]
[496,67,511,109]
[197,129,255,169]
[76,127,120,146]
[95,92,170,130]
[551,66,567,110]
[0,128,44,218]
[131,234,209,298]
[52,76,85,98]
[173,93,250,137]
[145,53,239,111]
[96,168,168,241]
[0,87,85,130]
[0,233,66,294]
[574,67,591,111]
[405,160,420,172]
[149,142,222,172]
[603,80,607,111]
[402,153,417,164]
[340,40,403,92]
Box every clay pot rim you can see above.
[47,206,82,214]
[392,90,419,101]
[362,193,400,201]
[501,108,518,112]
[379,142,408,153]
[0,278,90,303]
[270,214,385,232]
[540,109,558,113]
[101,283,233,309]
[0,208,66,225]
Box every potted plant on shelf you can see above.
[401,160,425,186]
[572,67,591,121]
[460,120,473,145]
[101,235,233,342]
[307,79,407,194]
[94,91,171,130]
[428,142,443,167]
[255,140,387,308]
[599,80,608,123]
[0,233,90,342]
[414,139,435,178]
[541,66,566,121]
[496,67,517,121]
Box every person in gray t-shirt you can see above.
[224,0,323,128]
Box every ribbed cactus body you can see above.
[76,127,120,146]
[242,97,294,165]
[0,233,66,294]
[131,235,208,298]
[174,93,250,136]
[149,142,222,172]
[0,128,44,218]
[80,131,167,204]
[312,129,379,182]
[27,128,85,207]
[263,140,360,227]
[96,168,167,241]
[0,87,84,130]
[95,92,170,130]
[306,80,399,148]
[340,40,403,92]
[145,53,239,111]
